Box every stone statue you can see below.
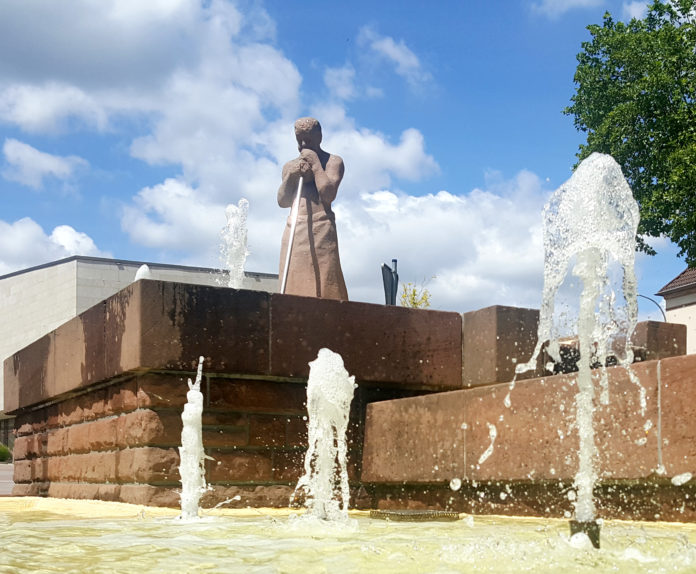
[278,117,349,300]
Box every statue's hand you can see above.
[299,148,320,169]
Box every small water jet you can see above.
[291,348,356,521]
[178,356,208,520]
[516,153,640,548]
[220,198,249,289]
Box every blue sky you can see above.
[0,0,683,318]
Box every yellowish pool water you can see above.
[1,498,696,573]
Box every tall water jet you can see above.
[516,153,640,548]
[220,198,249,289]
[291,348,356,521]
[178,356,208,520]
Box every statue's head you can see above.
[295,117,322,151]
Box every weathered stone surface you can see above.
[249,414,287,447]
[462,305,543,387]
[12,482,48,497]
[270,294,462,388]
[47,482,120,502]
[285,416,308,447]
[107,281,271,376]
[118,447,180,483]
[201,484,294,508]
[633,321,687,361]
[271,449,305,482]
[117,409,182,448]
[362,357,686,485]
[658,355,696,474]
[208,379,307,415]
[4,334,51,413]
[206,451,274,483]
[361,392,466,483]
[119,484,180,507]
[137,373,188,408]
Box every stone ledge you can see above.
[362,355,696,485]
[5,281,464,413]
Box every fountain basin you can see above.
[2,497,696,573]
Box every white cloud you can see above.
[622,1,648,20]
[0,1,552,315]
[357,27,431,88]
[121,178,226,256]
[335,170,549,311]
[0,218,110,276]
[324,65,357,101]
[0,83,110,133]
[531,0,603,18]
[2,138,87,189]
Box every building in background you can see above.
[657,268,696,355]
[0,256,277,448]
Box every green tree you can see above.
[564,0,696,263]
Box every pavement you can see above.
[0,463,14,495]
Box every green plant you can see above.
[0,443,11,463]
[400,278,433,309]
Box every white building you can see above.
[0,256,277,447]
[657,267,696,354]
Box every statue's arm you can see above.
[277,160,301,208]
[302,151,344,205]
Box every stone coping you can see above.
[5,280,463,413]
[362,354,696,484]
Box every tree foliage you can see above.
[565,0,696,264]
[400,281,432,309]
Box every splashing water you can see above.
[291,349,356,521]
[220,198,249,289]
[134,264,152,281]
[516,153,640,523]
[178,356,208,520]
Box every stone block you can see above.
[461,305,543,387]
[116,409,181,448]
[46,428,69,456]
[201,485,294,508]
[270,294,462,389]
[4,334,51,413]
[117,447,179,484]
[104,379,139,415]
[362,357,677,485]
[208,379,307,415]
[249,414,287,447]
[87,417,120,452]
[12,434,45,460]
[3,305,107,414]
[106,281,271,376]
[201,411,247,426]
[633,321,687,361]
[119,484,180,507]
[657,355,696,474]
[57,396,86,427]
[202,425,248,448]
[137,373,188,409]
[272,450,305,482]
[12,482,47,497]
[206,451,274,483]
[47,482,120,502]
[285,416,308,447]
[82,452,118,482]
[361,392,467,483]
[13,459,34,483]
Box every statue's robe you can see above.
[279,177,348,301]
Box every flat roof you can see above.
[0,255,277,282]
